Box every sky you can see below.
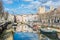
[2,0,60,14]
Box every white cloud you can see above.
[12,1,41,14]
[4,0,60,14]
[20,1,41,10]
[23,0,34,2]
[43,0,60,8]
[43,1,52,6]
[31,1,41,5]
[3,0,13,4]
[31,1,41,8]
[4,8,10,11]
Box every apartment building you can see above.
[38,7,60,27]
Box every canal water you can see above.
[13,32,39,40]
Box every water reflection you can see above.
[13,32,39,40]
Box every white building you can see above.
[16,14,39,23]
[16,6,48,32]
[7,14,14,22]
[16,14,39,32]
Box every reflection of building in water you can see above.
[16,24,33,32]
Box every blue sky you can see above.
[2,0,60,14]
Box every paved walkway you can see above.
[48,27,60,32]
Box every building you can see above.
[16,14,39,24]
[16,15,22,23]
[7,14,14,22]
[16,6,60,32]
[16,14,39,32]
[38,6,45,14]
[38,7,60,27]
[50,6,54,11]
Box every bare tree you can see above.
[0,0,4,18]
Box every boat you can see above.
[40,28,60,40]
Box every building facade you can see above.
[38,7,60,28]
[16,14,39,32]
[16,6,60,32]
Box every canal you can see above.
[13,32,39,40]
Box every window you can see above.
[54,19,59,23]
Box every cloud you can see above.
[5,0,41,14]
[23,0,34,2]
[43,1,52,6]
[38,0,49,3]
[3,0,13,4]
[3,0,60,14]
[18,0,60,14]
[16,1,41,14]
[43,0,60,8]
[4,8,10,11]
[31,1,41,8]
[20,1,41,10]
